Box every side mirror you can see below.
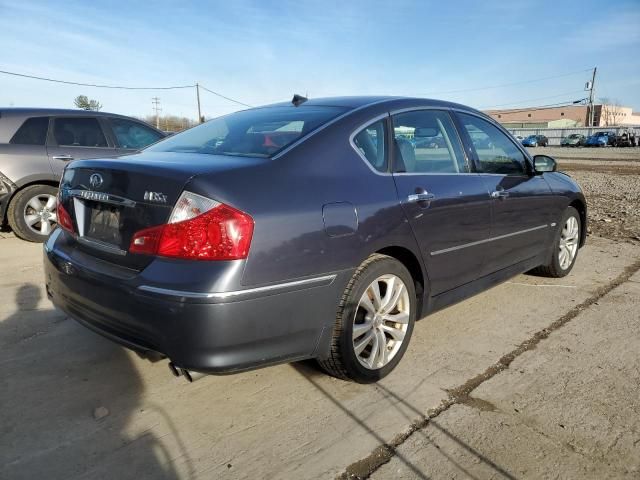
[533,155,557,173]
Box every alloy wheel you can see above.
[23,194,58,236]
[559,216,579,270]
[352,274,410,370]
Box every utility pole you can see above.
[587,67,597,127]
[196,83,202,123]
[152,97,161,129]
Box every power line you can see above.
[481,90,587,109]
[487,99,588,115]
[0,68,195,90]
[417,68,594,96]
[199,84,253,108]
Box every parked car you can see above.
[0,108,165,241]
[585,131,616,147]
[521,134,548,147]
[44,96,587,383]
[614,129,636,147]
[560,133,586,147]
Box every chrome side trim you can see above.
[138,274,337,300]
[430,224,549,256]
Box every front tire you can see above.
[318,254,416,383]
[531,207,581,278]
[7,185,59,242]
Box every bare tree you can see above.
[142,115,197,132]
[74,95,103,111]
[599,98,623,126]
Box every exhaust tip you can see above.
[168,362,180,377]
[168,362,206,383]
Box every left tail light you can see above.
[57,202,75,234]
[129,191,254,261]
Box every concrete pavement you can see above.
[1,234,639,479]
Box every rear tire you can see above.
[318,254,417,383]
[531,207,581,278]
[7,184,59,242]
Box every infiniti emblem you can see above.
[89,173,104,189]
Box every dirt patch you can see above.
[552,150,640,243]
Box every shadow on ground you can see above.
[292,360,517,479]
[0,283,183,480]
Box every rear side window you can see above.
[53,118,107,147]
[111,118,163,149]
[353,119,387,172]
[392,110,467,173]
[10,117,49,145]
[147,105,348,158]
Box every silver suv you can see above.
[0,108,165,241]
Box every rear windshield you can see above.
[147,105,348,158]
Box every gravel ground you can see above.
[525,147,640,244]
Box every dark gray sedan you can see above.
[44,96,587,383]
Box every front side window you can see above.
[10,117,49,145]
[353,119,387,172]
[392,110,467,173]
[148,105,348,158]
[53,118,107,147]
[111,118,163,149]
[458,113,526,175]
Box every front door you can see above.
[46,117,117,177]
[390,109,492,296]
[455,112,555,275]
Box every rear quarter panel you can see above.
[0,144,54,185]
[183,108,423,288]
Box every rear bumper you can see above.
[44,229,350,374]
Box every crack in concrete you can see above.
[338,258,640,480]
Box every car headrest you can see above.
[394,138,416,173]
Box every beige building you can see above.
[485,104,640,128]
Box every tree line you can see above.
[73,95,197,132]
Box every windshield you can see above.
[568,134,580,139]
[147,105,348,157]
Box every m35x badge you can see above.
[144,191,167,203]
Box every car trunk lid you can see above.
[60,152,265,270]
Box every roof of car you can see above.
[261,95,477,112]
[0,107,135,119]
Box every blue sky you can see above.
[1,0,639,119]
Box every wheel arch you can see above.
[375,245,427,318]
[3,179,59,224]
[568,198,587,247]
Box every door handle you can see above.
[490,190,509,199]
[407,192,435,203]
[52,155,74,161]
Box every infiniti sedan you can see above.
[44,96,587,383]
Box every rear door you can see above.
[389,109,492,295]
[107,117,165,155]
[46,116,117,177]
[0,116,52,181]
[454,112,555,275]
